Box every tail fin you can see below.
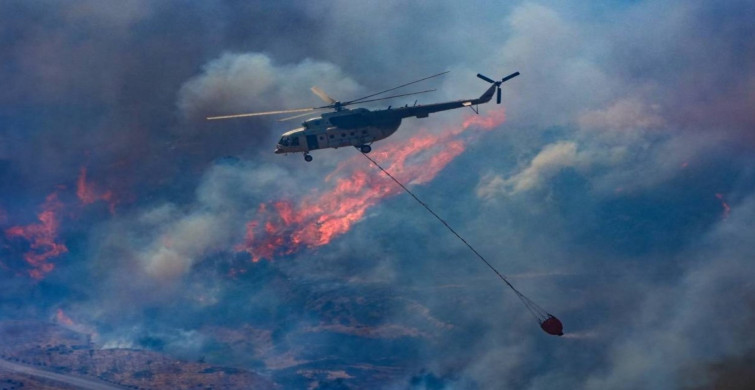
[477,72,520,104]
[477,84,498,103]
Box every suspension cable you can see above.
[361,151,550,322]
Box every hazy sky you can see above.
[1,1,754,388]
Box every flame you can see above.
[715,193,731,220]
[237,111,506,261]
[4,167,119,279]
[55,308,75,327]
[77,166,117,213]
[5,193,68,279]
[54,307,97,337]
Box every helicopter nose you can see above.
[274,147,283,154]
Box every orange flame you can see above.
[77,166,117,213]
[5,193,68,279]
[715,193,731,220]
[54,307,97,337]
[237,111,505,262]
[55,308,75,327]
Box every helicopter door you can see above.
[306,134,318,151]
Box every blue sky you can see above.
[1,1,754,388]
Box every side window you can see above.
[291,137,300,146]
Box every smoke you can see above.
[580,195,755,390]
[2,1,755,388]
[478,141,579,196]
[578,98,665,131]
[177,52,361,121]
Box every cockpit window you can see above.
[279,137,289,146]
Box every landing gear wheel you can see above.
[304,154,313,162]
[360,145,372,154]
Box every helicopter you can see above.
[207,71,520,162]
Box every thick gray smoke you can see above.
[178,52,361,120]
[1,1,754,388]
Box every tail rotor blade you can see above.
[496,88,502,104]
[477,73,495,84]
[501,72,520,83]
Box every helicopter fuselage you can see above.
[274,108,401,155]
[207,71,519,161]
[275,82,501,158]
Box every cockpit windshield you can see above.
[278,135,300,147]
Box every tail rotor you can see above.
[477,72,520,104]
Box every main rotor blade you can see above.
[348,89,436,105]
[477,73,495,83]
[278,110,321,122]
[206,107,315,120]
[310,86,337,104]
[346,71,448,105]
